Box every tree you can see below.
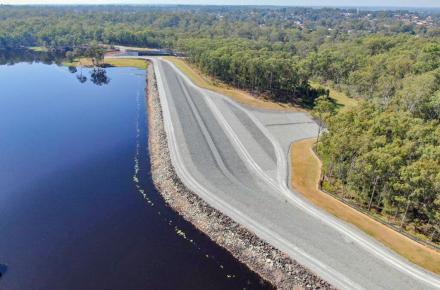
[86,44,105,66]
[312,94,335,146]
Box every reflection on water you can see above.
[0,48,65,66]
[90,67,110,86]
[0,49,110,86]
[0,264,7,278]
[68,66,77,73]
[0,61,271,290]
[73,67,111,86]
[76,68,88,83]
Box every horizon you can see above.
[2,1,440,9]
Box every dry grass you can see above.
[164,56,300,111]
[28,46,48,52]
[63,58,94,67]
[290,138,440,275]
[310,81,358,111]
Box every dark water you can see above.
[0,62,271,290]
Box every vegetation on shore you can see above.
[62,44,148,69]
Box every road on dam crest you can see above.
[116,56,440,290]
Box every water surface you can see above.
[0,62,271,290]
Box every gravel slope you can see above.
[148,63,333,289]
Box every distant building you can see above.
[138,49,173,56]
[124,51,140,57]
[109,47,182,57]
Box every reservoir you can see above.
[0,58,270,289]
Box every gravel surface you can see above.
[147,64,335,290]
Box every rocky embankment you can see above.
[146,63,335,290]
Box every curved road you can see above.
[117,56,440,289]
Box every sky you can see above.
[2,0,440,8]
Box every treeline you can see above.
[179,38,323,105]
[306,35,440,105]
[179,34,440,107]
[319,102,440,242]
[308,34,440,242]
[2,5,440,50]
[0,7,169,49]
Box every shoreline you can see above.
[146,63,334,290]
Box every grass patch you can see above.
[63,58,94,67]
[310,81,358,111]
[290,138,440,275]
[28,46,48,52]
[104,58,149,69]
[164,56,300,111]
[63,58,148,70]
